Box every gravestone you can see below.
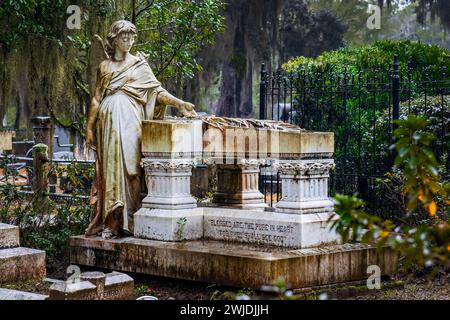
[0,223,46,284]
[0,131,14,153]
[49,271,134,300]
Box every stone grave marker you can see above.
[49,271,134,300]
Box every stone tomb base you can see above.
[70,236,398,289]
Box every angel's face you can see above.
[115,32,135,54]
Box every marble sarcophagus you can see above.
[134,118,339,248]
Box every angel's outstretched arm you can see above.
[156,91,197,118]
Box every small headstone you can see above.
[0,131,14,152]
[49,280,98,300]
[49,271,134,300]
[80,271,105,299]
[103,272,134,300]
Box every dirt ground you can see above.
[349,278,450,300]
[3,270,448,300]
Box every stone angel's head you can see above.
[105,20,137,59]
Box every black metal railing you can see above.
[0,154,94,203]
[258,56,450,212]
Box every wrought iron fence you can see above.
[0,154,94,203]
[259,56,450,212]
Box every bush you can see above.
[330,115,450,272]
[279,40,450,214]
[0,158,93,272]
[283,40,450,81]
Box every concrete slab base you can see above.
[70,236,398,289]
[0,247,46,283]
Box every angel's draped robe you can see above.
[85,58,167,236]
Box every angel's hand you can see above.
[178,102,198,118]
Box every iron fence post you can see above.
[259,63,267,120]
[392,55,400,133]
[392,55,400,164]
[258,63,267,199]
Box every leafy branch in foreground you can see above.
[330,115,449,270]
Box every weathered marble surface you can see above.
[0,288,48,300]
[134,208,203,241]
[0,247,46,283]
[203,207,339,248]
[201,123,334,162]
[70,236,398,289]
[134,206,339,247]
[142,119,203,160]
[141,159,198,210]
[212,162,267,209]
[274,159,335,214]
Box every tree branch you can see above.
[134,0,156,21]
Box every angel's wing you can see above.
[87,35,109,97]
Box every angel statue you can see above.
[84,20,197,239]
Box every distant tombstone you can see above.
[0,131,14,153]
[53,151,74,162]
[54,125,73,153]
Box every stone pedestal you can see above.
[212,160,267,209]
[274,159,335,214]
[134,208,203,241]
[141,159,197,210]
[135,160,203,241]
[135,119,204,241]
[72,119,400,290]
